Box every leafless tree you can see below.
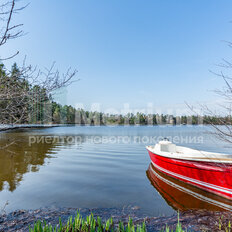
[187,40,232,144]
[202,66,232,143]
[0,0,26,60]
[0,0,77,126]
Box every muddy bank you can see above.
[0,206,231,232]
[0,124,57,132]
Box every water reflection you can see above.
[0,130,100,193]
[146,163,232,212]
[0,131,58,192]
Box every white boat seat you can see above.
[156,141,176,153]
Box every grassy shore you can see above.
[29,211,186,232]
[1,207,231,231]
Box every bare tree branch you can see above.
[0,0,78,125]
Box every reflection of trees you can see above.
[0,131,58,192]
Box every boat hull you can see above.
[147,149,232,199]
[146,164,232,211]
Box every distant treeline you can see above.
[0,62,230,126]
[51,102,229,126]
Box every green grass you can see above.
[29,211,187,232]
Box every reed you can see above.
[29,211,187,232]
[162,215,185,232]
[29,211,146,232]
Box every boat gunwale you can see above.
[146,145,232,164]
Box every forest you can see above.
[0,62,228,126]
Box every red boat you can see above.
[146,141,232,199]
[147,164,232,212]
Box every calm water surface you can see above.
[0,126,232,216]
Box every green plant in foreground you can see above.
[29,211,187,232]
[218,216,232,232]
[162,214,185,232]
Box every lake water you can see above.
[0,125,232,216]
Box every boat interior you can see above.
[146,141,232,163]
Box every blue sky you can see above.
[2,0,232,114]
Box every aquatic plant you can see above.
[29,211,146,232]
[161,214,185,232]
[29,211,190,232]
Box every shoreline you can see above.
[0,124,58,132]
[0,123,214,135]
[0,124,214,132]
[0,206,230,232]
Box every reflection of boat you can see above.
[146,163,232,212]
[146,141,232,199]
